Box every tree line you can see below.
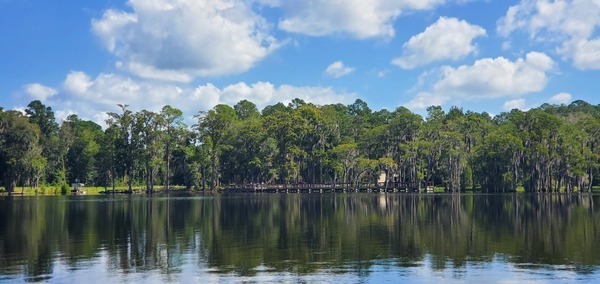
[0,98,599,193]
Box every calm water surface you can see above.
[1,193,599,283]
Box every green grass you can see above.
[0,185,190,196]
[423,185,599,193]
[0,185,94,196]
[433,187,446,193]
[0,185,63,195]
[514,186,600,193]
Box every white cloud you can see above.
[23,83,58,101]
[404,92,450,110]
[220,82,276,106]
[405,52,555,109]
[92,0,279,82]
[434,52,554,98]
[60,72,225,120]
[549,92,572,104]
[274,85,356,106]
[64,71,93,94]
[392,17,486,69]
[49,71,355,127]
[559,38,600,70]
[275,0,449,39]
[219,82,357,106]
[325,61,355,78]
[498,0,600,69]
[498,0,600,39]
[503,98,528,111]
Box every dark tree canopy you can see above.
[1,99,599,193]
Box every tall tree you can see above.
[161,105,185,191]
[25,100,62,185]
[388,107,423,188]
[0,111,43,192]
[422,106,445,187]
[330,143,359,187]
[62,115,103,186]
[97,125,119,191]
[234,100,260,121]
[346,99,372,142]
[263,109,308,183]
[134,110,164,192]
[195,105,237,190]
[106,104,136,193]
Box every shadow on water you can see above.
[0,193,599,281]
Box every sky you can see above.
[1,0,599,126]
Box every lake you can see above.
[1,193,599,283]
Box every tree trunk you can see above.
[149,168,154,192]
[111,168,115,193]
[211,147,217,191]
[127,167,133,193]
[166,144,170,192]
[333,170,337,190]
[145,164,151,192]
[201,167,206,191]
[7,180,15,193]
[588,168,594,192]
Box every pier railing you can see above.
[222,182,435,193]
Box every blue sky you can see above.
[1,0,599,126]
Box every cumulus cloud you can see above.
[405,52,555,109]
[272,85,356,106]
[498,0,600,39]
[498,0,600,69]
[274,0,449,39]
[559,38,600,70]
[434,52,554,98]
[325,61,355,78]
[92,0,279,82]
[23,83,58,101]
[503,98,527,111]
[64,71,93,94]
[404,92,450,110]
[50,71,355,126]
[392,17,486,69]
[220,82,357,106]
[549,92,572,104]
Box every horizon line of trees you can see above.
[1,98,599,193]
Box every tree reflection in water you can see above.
[0,193,599,281]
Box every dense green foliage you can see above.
[1,99,599,193]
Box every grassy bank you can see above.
[0,186,120,196]
[0,185,190,196]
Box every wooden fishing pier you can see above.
[222,182,435,193]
